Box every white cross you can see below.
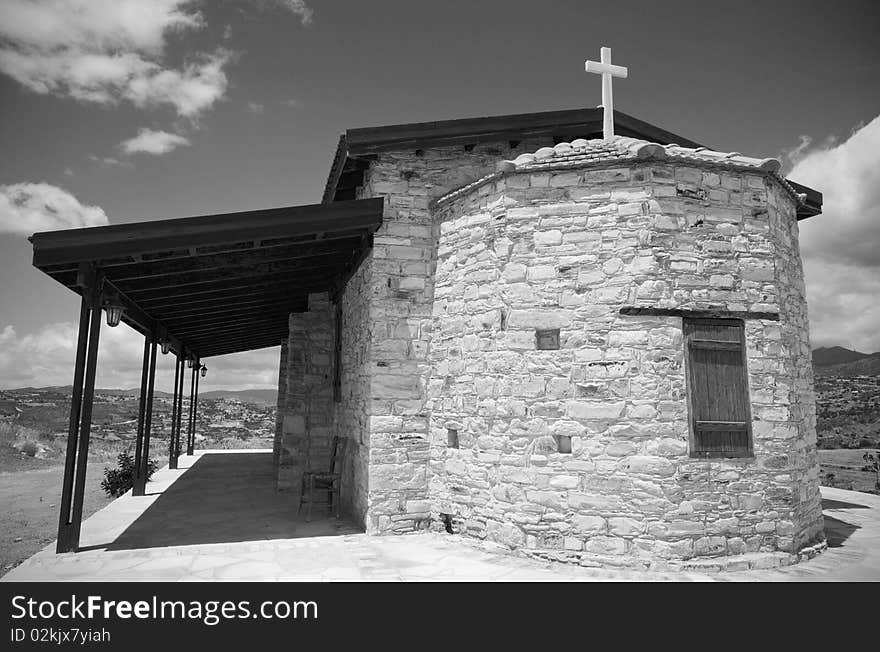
[585,46,628,140]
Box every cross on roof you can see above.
[585,46,628,140]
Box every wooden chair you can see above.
[298,435,346,522]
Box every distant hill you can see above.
[813,347,880,377]
[200,389,277,406]
[1,386,276,405]
[812,347,872,367]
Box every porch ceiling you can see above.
[29,198,384,359]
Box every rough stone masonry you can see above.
[274,135,825,569]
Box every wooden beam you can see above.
[114,258,351,294]
[199,338,287,358]
[194,334,289,357]
[30,198,384,267]
[124,272,333,302]
[139,286,311,310]
[155,297,306,320]
[107,238,362,282]
[164,313,291,335]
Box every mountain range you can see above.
[5,386,278,406]
[812,347,880,376]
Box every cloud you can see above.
[0,182,109,235]
[0,323,280,391]
[88,154,132,168]
[120,128,190,155]
[0,1,230,119]
[789,114,880,352]
[247,101,264,114]
[273,1,314,25]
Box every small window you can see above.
[684,318,752,458]
[535,329,560,350]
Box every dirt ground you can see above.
[819,448,880,494]
[0,462,113,572]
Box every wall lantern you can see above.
[104,302,124,328]
[200,365,207,378]
[161,340,171,355]
[187,357,195,369]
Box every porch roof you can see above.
[29,198,384,359]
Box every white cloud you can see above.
[789,114,880,353]
[0,1,229,119]
[0,322,280,391]
[247,101,264,114]
[120,128,190,155]
[275,1,314,25]
[0,182,109,235]
[88,154,132,168]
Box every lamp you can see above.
[200,365,207,378]
[187,357,194,369]
[161,340,170,355]
[104,302,124,328]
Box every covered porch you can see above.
[28,199,384,553]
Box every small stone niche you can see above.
[536,329,560,350]
[447,429,459,449]
[554,435,572,454]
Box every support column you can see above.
[168,355,181,469]
[186,364,196,456]
[133,338,157,495]
[174,355,185,463]
[191,363,200,454]
[131,335,150,496]
[56,267,102,553]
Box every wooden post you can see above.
[174,356,185,461]
[56,265,103,553]
[68,287,103,548]
[191,364,200,454]
[168,355,181,469]
[131,335,151,497]
[186,365,196,456]
[136,339,158,494]
[56,294,91,553]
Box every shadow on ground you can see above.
[821,498,869,511]
[86,452,361,551]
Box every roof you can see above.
[322,108,704,203]
[436,136,822,219]
[29,199,384,359]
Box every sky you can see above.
[0,0,878,392]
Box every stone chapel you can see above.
[272,107,826,569]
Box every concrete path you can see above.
[3,450,878,582]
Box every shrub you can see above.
[862,451,880,489]
[101,451,159,497]
[19,440,39,457]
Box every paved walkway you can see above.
[3,450,879,582]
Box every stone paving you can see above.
[2,450,878,582]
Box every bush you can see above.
[19,440,39,457]
[101,451,159,497]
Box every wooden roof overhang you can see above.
[29,198,384,360]
[322,107,822,219]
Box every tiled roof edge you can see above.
[434,137,806,210]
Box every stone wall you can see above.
[272,339,288,467]
[276,292,335,495]
[356,138,552,533]
[331,260,373,526]
[427,160,824,568]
